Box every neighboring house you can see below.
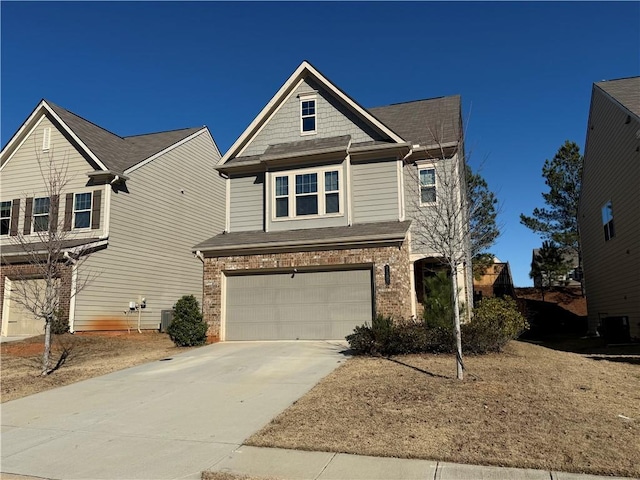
[579,76,640,340]
[193,61,472,341]
[1,100,224,336]
[530,247,581,288]
[473,257,515,301]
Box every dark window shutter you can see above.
[23,197,33,235]
[64,193,74,231]
[50,195,59,232]
[10,199,20,236]
[91,190,101,230]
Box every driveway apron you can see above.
[1,341,348,480]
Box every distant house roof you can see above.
[1,100,209,175]
[595,77,640,118]
[193,220,412,256]
[46,101,204,173]
[368,95,461,147]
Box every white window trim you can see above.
[418,165,437,206]
[0,200,12,236]
[299,93,317,136]
[272,166,344,221]
[73,192,93,230]
[32,196,50,233]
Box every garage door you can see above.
[2,279,47,336]
[225,268,373,340]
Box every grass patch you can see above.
[1,332,194,403]
[246,341,640,477]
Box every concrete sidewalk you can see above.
[210,445,636,480]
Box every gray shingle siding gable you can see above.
[241,78,386,157]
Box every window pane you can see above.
[296,173,317,194]
[74,211,91,229]
[34,197,50,215]
[296,195,318,216]
[75,193,92,211]
[326,192,339,213]
[325,171,339,191]
[276,198,288,218]
[34,215,49,232]
[601,202,613,224]
[275,177,288,196]
[420,169,435,186]
[0,201,11,217]
[302,116,316,132]
[421,186,436,203]
[302,100,315,116]
[1,219,9,235]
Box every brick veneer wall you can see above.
[202,241,413,340]
[0,263,72,325]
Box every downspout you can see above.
[99,175,118,240]
[64,252,78,333]
[345,139,353,226]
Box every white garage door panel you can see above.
[226,269,373,340]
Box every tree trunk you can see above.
[451,266,463,380]
[42,316,52,376]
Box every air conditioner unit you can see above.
[160,310,174,333]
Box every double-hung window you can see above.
[274,168,341,219]
[33,197,50,232]
[601,201,615,241]
[419,167,436,204]
[74,192,92,229]
[300,95,316,134]
[1,201,11,235]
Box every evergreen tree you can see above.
[530,241,571,301]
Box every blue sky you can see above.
[2,2,638,286]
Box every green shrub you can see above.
[167,295,208,347]
[346,315,433,355]
[51,310,69,335]
[422,271,454,329]
[463,297,529,353]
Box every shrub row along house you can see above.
[0,61,473,340]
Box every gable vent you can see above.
[42,127,51,151]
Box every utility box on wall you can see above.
[160,310,174,333]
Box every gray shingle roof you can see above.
[193,220,412,255]
[596,77,640,118]
[368,95,461,146]
[46,101,202,173]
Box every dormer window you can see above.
[300,94,317,135]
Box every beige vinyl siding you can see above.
[580,87,640,338]
[0,115,106,243]
[352,159,399,224]
[73,131,223,331]
[229,174,264,232]
[242,78,384,157]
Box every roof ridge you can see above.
[44,99,125,140]
[595,75,640,84]
[124,126,203,139]
[369,94,460,109]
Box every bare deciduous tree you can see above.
[2,146,95,375]
[405,124,499,380]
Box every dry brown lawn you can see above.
[1,332,193,403]
[247,341,640,478]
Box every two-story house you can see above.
[1,100,225,336]
[580,77,640,340]
[193,61,472,341]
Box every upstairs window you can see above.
[74,192,92,229]
[601,201,615,241]
[273,167,342,220]
[33,197,50,232]
[295,173,318,215]
[275,177,289,218]
[300,95,316,134]
[419,167,436,204]
[1,201,11,235]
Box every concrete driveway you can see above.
[1,341,348,480]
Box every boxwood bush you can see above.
[346,297,528,356]
[167,295,208,347]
